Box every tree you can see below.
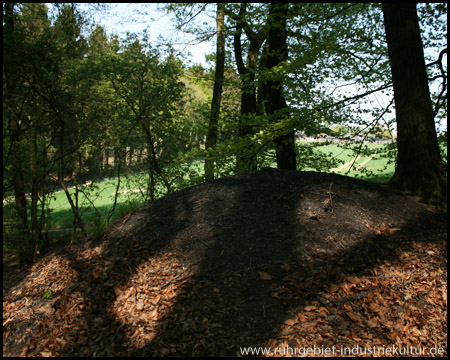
[261,3,296,170]
[3,3,33,265]
[205,3,226,181]
[230,4,268,173]
[105,35,186,200]
[383,3,446,207]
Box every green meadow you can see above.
[41,163,205,230]
[40,142,395,230]
[314,142,395,182]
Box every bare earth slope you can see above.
[3,168,447,356]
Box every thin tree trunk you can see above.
[205,3,226,181]
[58,119,86,238]
[141,123,171,193]
[30,124,45,251]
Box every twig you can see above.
[160,265,192,289]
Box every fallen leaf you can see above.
[92,269,102,279]
[348,277,361,285]
[367,319,378,328]
[136,299,144,310]
[284,319,297,326]
[55,337,67,346]
[341,283,355,295]
[151,295,161,305]
[329,284,340,293]
[148,308,158,320]
[259,272,273,281]
[346,311,361,322]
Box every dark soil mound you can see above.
[3,168,447,356]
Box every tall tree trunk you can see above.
[205,3,226,181]
[233,3,265,174]
[262,3,296,170]
[235,47,260,174]
[383,3,446,207]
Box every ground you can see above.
[3,168,447,357]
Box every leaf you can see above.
[55,337,67,346]
[136,299,144,311]
[149,308,158,320]
[411,327,422,337]
[151,294,161,305]
[284,319,297,326]
[42,290,53,299]
[367,319,378,328]
[341,283,354,295]
[329,284,340,293]
[259,272,273,281]
[346,311,361,322]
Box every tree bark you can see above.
[30,124,45,252]
[262,3,296,170]
[205,3,226,181]
[383,3,446,207]
[232,3,266,173]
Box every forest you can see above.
[2,3,448,357]
[3,2,447,265]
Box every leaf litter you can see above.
[3,168,447,356]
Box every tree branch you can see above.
[317,82,393,113]
[426,48,447,116]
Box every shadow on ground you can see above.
[3,168,447,356]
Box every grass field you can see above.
[40,142,395,230]
[315,142,395,182]
[41,162,205,230]
[2,141,399,233]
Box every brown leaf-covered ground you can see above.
[3,168,447,357]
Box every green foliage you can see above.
[3,202,22,253]
[42,290,53,299]
[438,132,447,182]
